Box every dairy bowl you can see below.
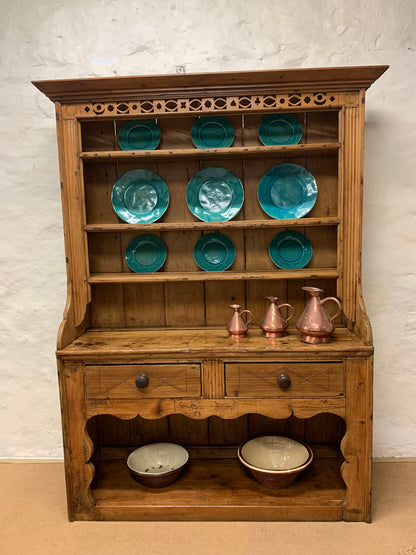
[127,443,189,488]
[237,435,313,489]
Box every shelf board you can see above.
[85,217,340,233]
[80,142,341,162]
[57,327,374,359]
[91,456,345,521]
[88,268,339,284]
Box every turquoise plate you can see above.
[257,163,317,219]
[191,116,234,149]
[258,114,302,146]
[112,169,169,224]
[186,167,244,222]
[269,230,312,269]
[118,120,161,150]
[194,233,235,272]
[125,234,167,273]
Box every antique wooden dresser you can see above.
[33,65,387,521]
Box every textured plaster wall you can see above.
[0,0,415,458]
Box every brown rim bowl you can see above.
[237,435,313,489]
[127,442,189,488]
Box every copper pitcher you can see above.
[259,296,295,338]
[227,304,253,338]
[296,287,342,344]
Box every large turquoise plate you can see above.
[125,234,167,273]
[118,120,161,150]
[258,114,302,146]
[257,163,317,219]
[194,233,235,272]
[112,169,169,224]
[269,230,312,269]
[186,167,244,222]
[191,116,234,149]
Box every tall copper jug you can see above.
[259,296,295,338]
[296,287,342,344]
[227,304,253,338]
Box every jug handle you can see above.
[321,297,342,323]
[278,303,295,323]
[240,310,253,325]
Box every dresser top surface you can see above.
[57,327,373,360]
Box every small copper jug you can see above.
[296,287,342,344]
[259,296,295,338]
[227,304,253,338]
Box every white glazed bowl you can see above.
[127,443,189,488]
[238,435,313,489]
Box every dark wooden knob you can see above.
[278,374,291,389]
[135,374,149,389]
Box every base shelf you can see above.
[91,454,346,521]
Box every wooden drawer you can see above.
[85,364,201,399]
[225,362,344,398]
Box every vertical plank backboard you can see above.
[84,163,119,225]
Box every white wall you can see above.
[0,0,415,458]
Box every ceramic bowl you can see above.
[127,443,189,488]
[237,436,313,489]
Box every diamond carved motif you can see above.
[86,364,200,399]
[227,363,340,398]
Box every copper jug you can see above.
[227,304,253,338]
[296,287,342,344]
[259,296,295,338]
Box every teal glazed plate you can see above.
[186,167,244,222]
[194,233,236,271]
[258,114,302,146]
[125,234,167,273]
[257,163,317,219]
[118,120,161,150]
[191,116,234,149]
[112,169,169,224]
[269,230,312,269]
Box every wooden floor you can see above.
[0,460,415,554]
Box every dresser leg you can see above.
[341,357,373,522]
[58,360,95,521]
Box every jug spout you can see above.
[296,287,342,344]
[227,304,253,338]
[259,296,294,338]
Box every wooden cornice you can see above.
[33,65,389,103]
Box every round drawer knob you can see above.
[278,374,291,389]
[135,374,149,389]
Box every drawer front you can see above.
[85,364,201,399]
[225,362,344,398]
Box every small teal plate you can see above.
[258,114,302,146]
[191,116,234,149]
[257,163,317,219]
[118,120,161,150]
[269,230,312,269]
[194,233,235,271]
[186,167,244,222]
[125,234,167,273]
[112,169,169,224]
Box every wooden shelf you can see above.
[85,217,340,233]
[88,268,339,284]
[80,142,341,162]
[57,327,373,359]
[91,455,346,521]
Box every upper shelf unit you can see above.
[80,111,340,154]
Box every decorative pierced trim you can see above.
[61,91,358,119]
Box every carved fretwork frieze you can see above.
[61,91,359,119]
